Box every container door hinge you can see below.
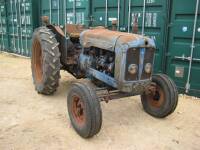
[190,44,195,49]
[168,23,173,28]
[165,53,171,57]
[185,83,190,93]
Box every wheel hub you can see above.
[145,82,165,108]
[72,95,85,126]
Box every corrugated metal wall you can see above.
[90,0,124,29]
[0,0,39,56]
[40,0,63,25]
[65,0,90,25]
[124,0,169,74]
[40,0,90,26]
[165,0,200,96]
[0,0,9,51]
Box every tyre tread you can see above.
[31,27,60,95]
[141,74,179,118]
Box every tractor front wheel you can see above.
[141,74,178,118]
[67,81,102,138]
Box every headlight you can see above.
[128,64,138,74]
[145,63,152,74]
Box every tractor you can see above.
[31,17,178,138]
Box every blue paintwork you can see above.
[80,30,156,93]
[88,68,118,88]
[139,48,146,80]
[126,38,155,49]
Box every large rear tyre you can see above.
[141,74,178,118]
[67,81,102,138]
[31,27,61,95]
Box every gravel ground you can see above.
[0,52,200,150]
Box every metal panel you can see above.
[40,0,63,25]
[124,0,168,74]
[40,0,90,27]
[20,0,38,56]
[91,0,125,30]
[91,0,167,73]
[0,0,9,51]
[6,0,39,56]
[64,0,90,26]
[7,0,20,54]
[166,0,200,97]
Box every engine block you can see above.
[78,28,156,94]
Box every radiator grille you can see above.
[141,48,155,80]
[125,48,155,81]
[125,48,140,81]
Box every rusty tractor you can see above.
[31,17,178,138]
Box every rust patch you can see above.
[72,95,86,126]
[41,16,50,25]
[146,83,165,108]
[65,24,84,38]
[112,20,117,31]
[80,28,145,50]
[32,38,43,84]
[54,26,65,37]
[132,14,139,34]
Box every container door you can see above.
[7,0,39,57]
[0,0,9,51]
[7,0,21,54]
[63,0,90,27]
[20,0,34,56]
[40,0,63,25]
[166,0,200,97]
[91,0,125,30]
[124,0,169,74]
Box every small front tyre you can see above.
[141,74,178,118]
[67,81,102,138]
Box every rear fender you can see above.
[46,25,70,66]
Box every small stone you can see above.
[172,139,179,144]
[177,111,183,114]
[175,126,181,130]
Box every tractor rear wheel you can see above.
[31,27,61,95]
[141,74,178,118]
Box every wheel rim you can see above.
[72,95,86,126]
[32,38,43,83]
[146,84,165,108]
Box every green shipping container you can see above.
[65,0,90,26]
[0,0,9,51]
[40,0,63,25]
[90,0,167,73]
[90,0,125,29]
[124,0,168,74]
[165,0,200,97]
[6,0,39,56]
[40,0,90,27]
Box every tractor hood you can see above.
[80,28,155,51]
